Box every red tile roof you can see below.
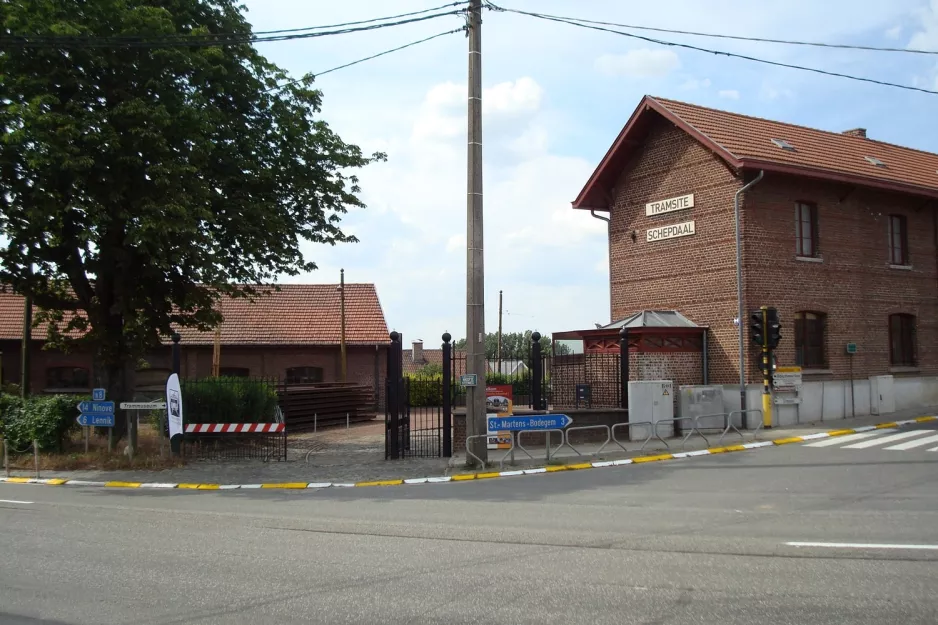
[0,284,390,346]
[574,95,938,210]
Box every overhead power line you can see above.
[485,3,938,96]
[484,4,937,56]
[0,7,468,49]
[265,28,464,92]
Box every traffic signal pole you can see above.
[760,306,773,429]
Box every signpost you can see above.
[772,366,802,391]
[120,402,167,410]
[846,343,857,418]
[92,388,106,401]
[77,400,115,415]
[486,414,573,431]
[76,413,116,427]
[459,373,478,387]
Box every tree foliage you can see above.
[0,0,384,436]
[453,331,567,360]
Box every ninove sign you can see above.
[645,193,694,217]
[647,220,696,243]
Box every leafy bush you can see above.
[0,393,82,452]
[181,377,279,423]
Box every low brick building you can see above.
[573,95,938,422]
[0,284,390,406]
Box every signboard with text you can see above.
[647,220,696,243]
[486,384,514,450]
[773,366,803,391]
[645,193,694,217]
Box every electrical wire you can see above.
[0,8,467,49]
[264,27,464,92]
[485,2,938,96]
[484,3,937,56]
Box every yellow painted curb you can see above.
[826,429,857,437]
[544,465,568,472]
[707,447,730,454]
[566,462,594,470]
[45,478,68,485]
[915,416,937,422]
[773,437,805,445]
[876,422,898,429]
[723,444,748,452]
[473,472,501,480]
[4,477,32,484]
[197,484,220,490]
[104,481,142,488]
[355,479,404,487]
[177,483,200,489]
[452,474,476,481]
[261,482,310,489]
[633,453,673,463]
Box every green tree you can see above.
[454,331,565,361]
[0,0,384,440]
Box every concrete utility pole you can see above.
[465,0,487,465]
[497,290,503,375]
[339,268,347,382]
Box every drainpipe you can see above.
[734,170,764,426]
[590,209,610,224]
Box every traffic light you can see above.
[766,307,782,349]
[749,309,766,347]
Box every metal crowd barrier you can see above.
[564,425,611,457]
[610,421,666,452]
[516,428,567,463]
[654,416,710,450]
[728,409,765,441]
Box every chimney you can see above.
[412,340,424,363]
[842,128,867,138]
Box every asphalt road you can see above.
[2,426,937,625]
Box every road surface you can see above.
[2,424,937,624]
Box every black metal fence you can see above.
[182,430,287,462]
[550,352,622,409]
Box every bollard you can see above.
[3,439,8,477]
[346,413,349,430]
[314,413,318,433]
[33,439,40,479]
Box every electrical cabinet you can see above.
[869,375,895,415]
[628,380,674,437]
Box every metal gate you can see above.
[385,332,453,459]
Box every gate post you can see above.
[619,328,630,411]
[531,332,543,411]
[386,331,402,459]
[442,332,453,457]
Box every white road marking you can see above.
[786,541,938,550]
[883,433,938,451]
[0,499,33,504]
[804,429,895,447]
[842,430,931,449]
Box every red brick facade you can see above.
[604,115,937,386]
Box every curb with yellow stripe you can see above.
[2,416,935,491]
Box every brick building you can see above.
[0,284,390,405]
[573,95,938,422]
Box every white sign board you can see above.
[773,366,803,390]
[645,193,694,217]
[120,402,167,410]
[166,373,183,439]
[647,220,696,243]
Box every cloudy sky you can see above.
[242,0,938,347]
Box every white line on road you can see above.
[883,433,938,450]
[842,430,931,449]
[0,499,33,504]
[785,542,938,550]
[804,429,895,447]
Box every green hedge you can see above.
[0,393,83,452]
[180,377,279,424]
[403,372,551,407]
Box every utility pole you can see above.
[497,290,503,375]
[340,268,347,382]
[465,0,487,465]
[212,297,221,377]
[21,291,31,398]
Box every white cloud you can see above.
[680,77,711,90]
[909,0,938,50]
[760,84,796,101]
[885,25,902,39]
[485,76,544,113]
[718,89,741,100]
[594,49,681,78]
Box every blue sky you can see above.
[242,0,938,347]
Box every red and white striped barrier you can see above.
[184,423,285,434]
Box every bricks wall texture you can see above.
[607,116,938,385]
[0,341,387,410]
[610,119,744,386]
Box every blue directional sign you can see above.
[77,400,115,415]
[77,413,115,428]
[92,388,106,401]
[487,414,573,431]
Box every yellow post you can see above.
[760,306,773,428]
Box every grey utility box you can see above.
[678,385,725,433]
[628,380,674,438]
